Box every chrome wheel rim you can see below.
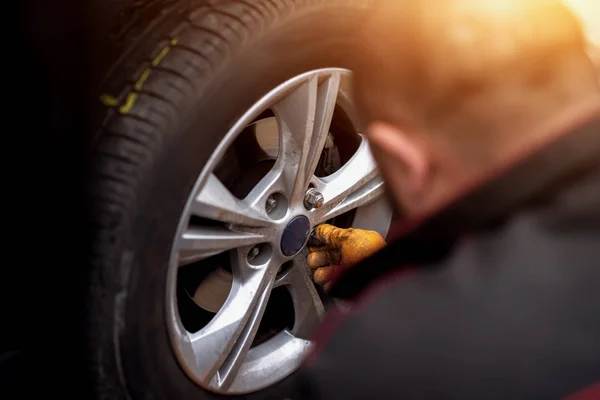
[166,68,392,394]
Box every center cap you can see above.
[280,216,311,257]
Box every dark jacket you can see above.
[292,112,600,399]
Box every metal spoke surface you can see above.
[311,137,383,224]
[284,260,325,339]
[177,226,269,265]
[189,251,277,390]
[227,331,312,394]
[270,72,341,204]
[191,173,274,227]
[315,177,386,224]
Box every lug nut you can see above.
[266,197,277,214]
[248,246,260,261]
[304,188,324,210]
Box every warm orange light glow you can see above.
[458,0,549,16]
[454,0,599,48]
[563,0,600,47]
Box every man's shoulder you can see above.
[297,188,600,400]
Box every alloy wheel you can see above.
[166,68,392,394]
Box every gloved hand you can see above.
[308,224,386,290]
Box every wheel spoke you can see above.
[189,251,278,389]
[177,226,269,265]
[191,174,273,227]
[313,176,386,224]
[311,138,383,223]
[306,72,342,185]
[244,167,285,207]
[271,71,341,203]
[282,260,325,339]
[227,331,312,393]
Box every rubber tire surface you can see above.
[88,0,372,399]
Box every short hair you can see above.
[353,0,590,133]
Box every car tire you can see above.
[87,1,373,399]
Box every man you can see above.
[293,1,600,398]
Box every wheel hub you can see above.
[280,215,311,256]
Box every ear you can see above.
[367,121,430,195]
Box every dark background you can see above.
[5,0,121,397]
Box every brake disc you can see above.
[193,268,233,313]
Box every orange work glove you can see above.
[308,224,386,290]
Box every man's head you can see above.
[354,0,600,216]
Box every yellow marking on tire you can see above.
[151,38,177,67]
[99,94,119,107]
[152,48,170,67]
[119,92,138,114]
[101,38,178,113]
[134,68,152,91]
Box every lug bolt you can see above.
[248,246,260,261]
[266,197,277,214]
[304,188,324,210]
